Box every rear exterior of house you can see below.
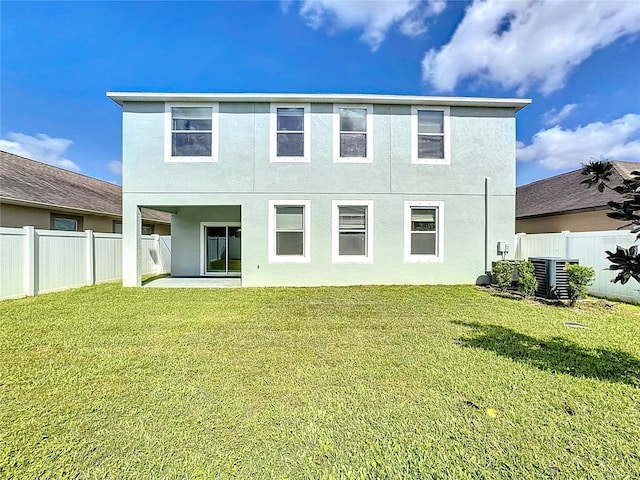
[108,93,529,287]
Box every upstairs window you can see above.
[172,107,212,156]
[270,105,310,162]
[411,106,450,165]
[165,104,218,162]
[332,201,373,262]
[334,105,372,163]
[417,110,443,159]
[277,108,304,157]
[404,201,444,263]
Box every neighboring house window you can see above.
[114,222,153,235]
[332,200,373,263]
[268,200,311,263]
[404,201,444,263]
[165,104,218,162]
[51,214,83,232]
[411,106,450,165]
[270,104,310,162]
[333,105,373,163]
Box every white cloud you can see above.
[108,160,122,176]
[295,0,445,51]
[517,114,640,170]
[422,0,640,94]
[0,132,80,171]
[542,104,578,126]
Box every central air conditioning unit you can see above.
[529,257,579,300]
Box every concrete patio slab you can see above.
[143,277,242,288]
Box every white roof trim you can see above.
[107,92,531,112]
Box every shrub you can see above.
[566,263,596,306]
[517,261,538,298]
[493,261,514,291]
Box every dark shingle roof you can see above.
[0,150,170,223]
[516,161,639,219]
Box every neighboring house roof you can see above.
[516,161,639,219]
[0,150,170,223]
[107,92,531,112]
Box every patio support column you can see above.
[122,196,142,287]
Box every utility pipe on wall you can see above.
[485,176,490,273]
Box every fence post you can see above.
[23,226,37,296]
[514,233,525,260]
[561,230,570,258]
[86,230,95,286]
[151,234,162,274]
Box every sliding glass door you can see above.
[204,225,241,275]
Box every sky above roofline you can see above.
[1,0,639,186]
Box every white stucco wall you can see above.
[120,98,520,287]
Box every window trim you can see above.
[404,201,444,263]
[50,213,83,232]
[333,104,373,163]
[332,200,373,263]
[411,106,450,165]
[270,104,311,163]
[268,200,311,263]
[164,103,219,163]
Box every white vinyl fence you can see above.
[0,227,171,300]
[515,230,640,304]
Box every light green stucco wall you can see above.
[121,101,517,286]
[122,103,515,195]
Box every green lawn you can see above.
[208,259,241,273]
[1,284,639,479]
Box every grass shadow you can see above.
[453,321,640,387]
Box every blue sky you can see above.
[1,0,639,186]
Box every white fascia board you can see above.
[107,92,532,112]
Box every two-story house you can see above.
[107,93,530,287]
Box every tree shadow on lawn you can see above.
[453,321,640,388]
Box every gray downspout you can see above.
[485,177,490,274]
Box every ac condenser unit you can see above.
[529,257,579,300]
